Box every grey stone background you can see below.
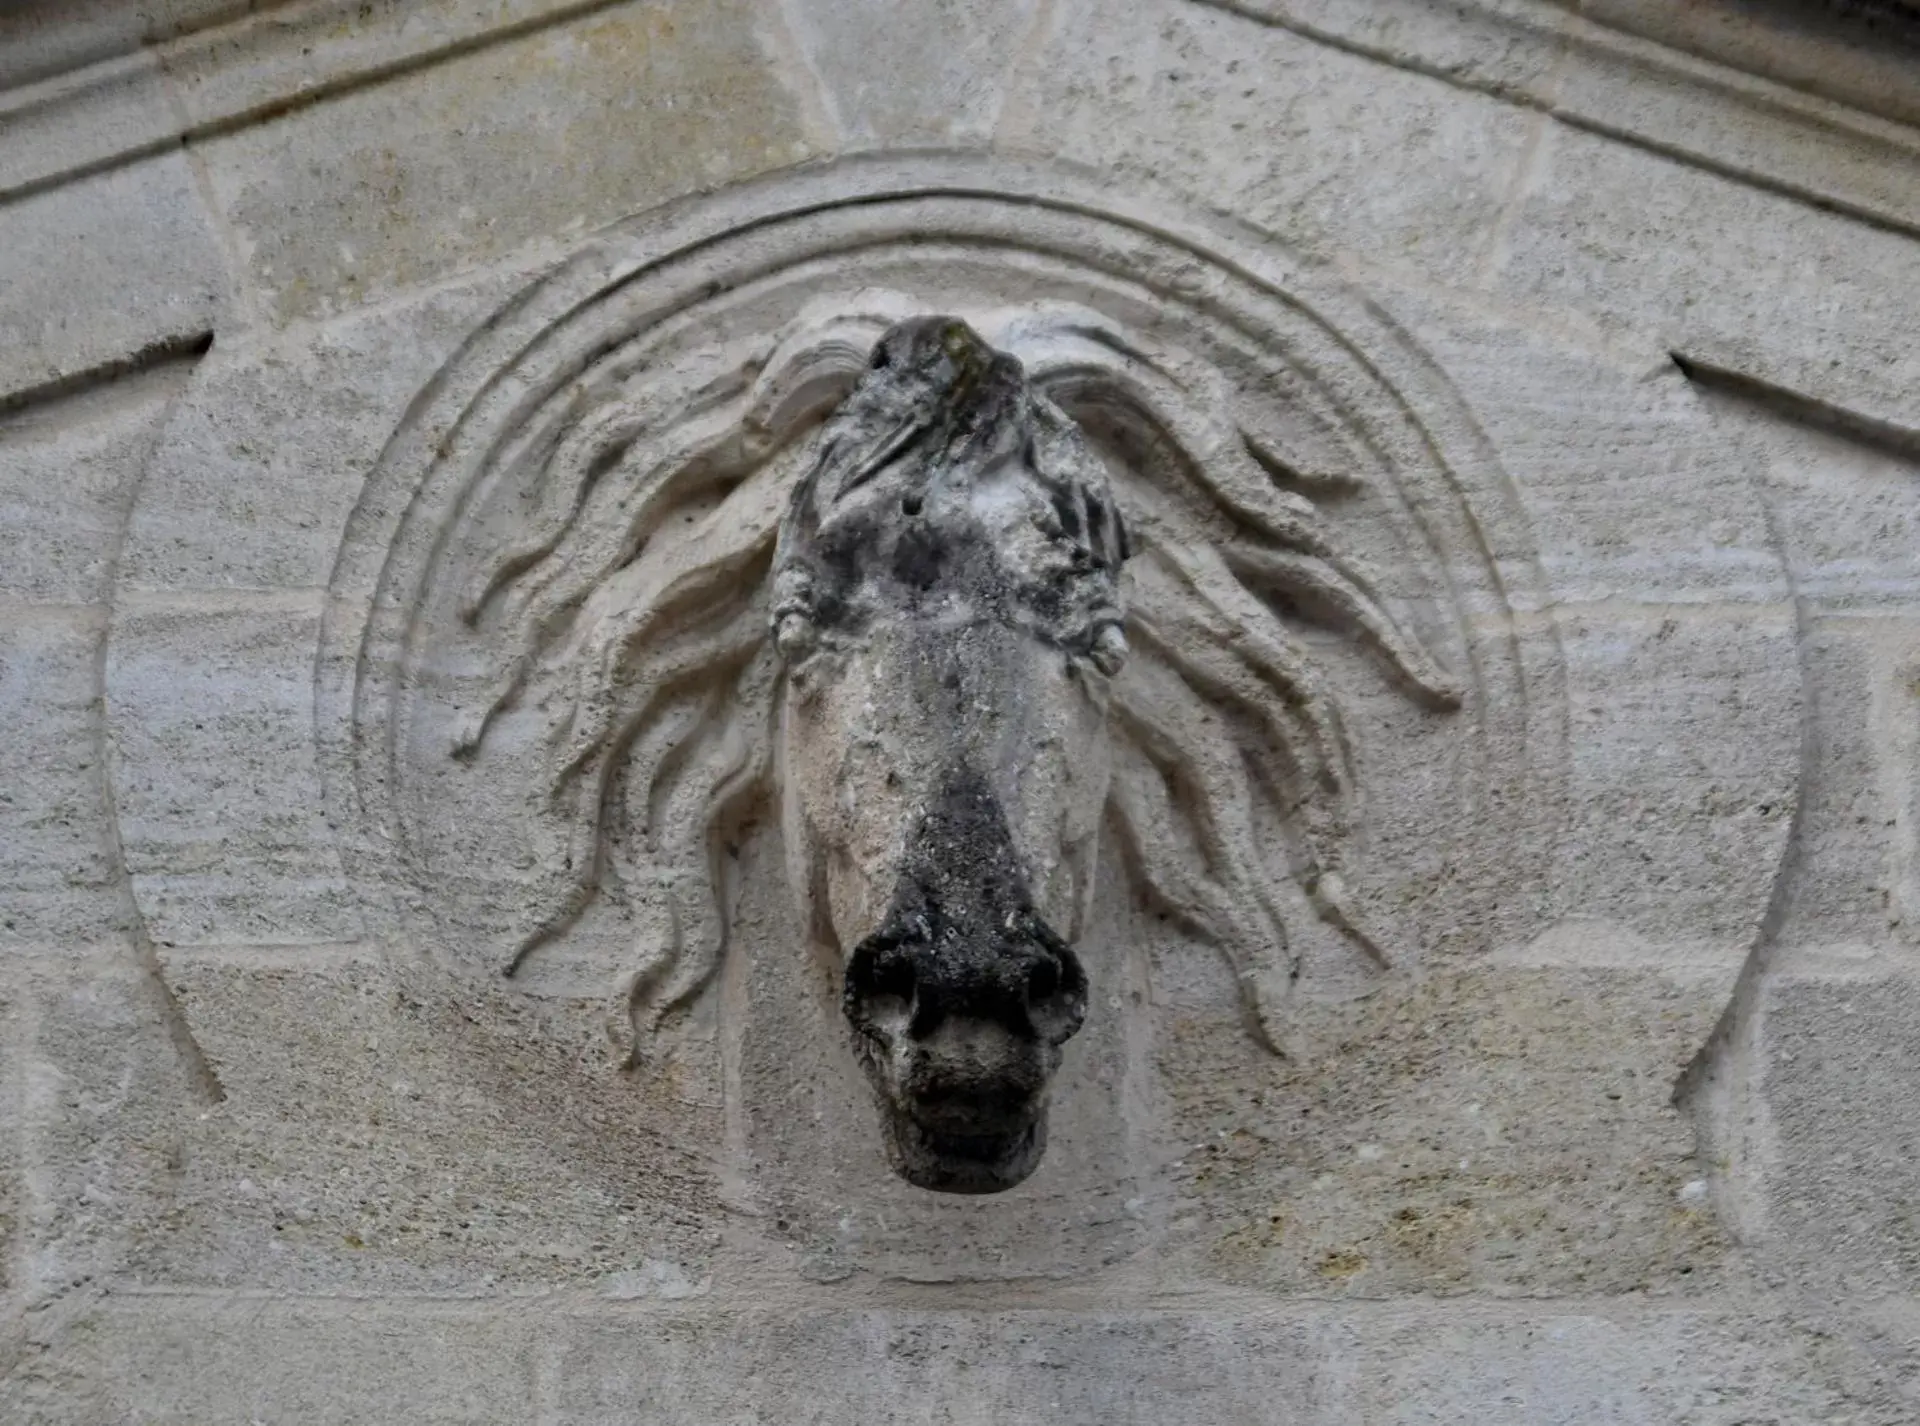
[1,1,1917,1421]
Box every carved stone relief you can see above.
[12,0,1894,1409]
[322,155,1561,1209]
[322,153,1551,1205]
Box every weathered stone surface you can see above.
[999,0,1538,288]
[1554,602,1798,953]
[1318,1301,1897,1424]
[10,1294,1893,1424]
[736,841,1152,1279]
[1155,961,1730,1296]
[1759,972,1920,1396]
[105,597,361,947]
[1765,620,1913,954]
[0,361,192,606]
[0,979,19,1310]
[4,0,1919,1417]
[1163,0,1920,273]
[784,0,1043,143]
[10,1294,539,1425]
[1576,0,1920,129]
[1703,385,1920,617]
[122,269,530,592]
[190,0,825,323]
[143,950,724,1293]
[14,959,193,1311]
[1497,123,1920,432]
[0,1,268,89]
[0,155,225,402]
[1377,292,1788,607]
[0,614,126,950]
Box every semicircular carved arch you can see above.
[319,153,1566,1059]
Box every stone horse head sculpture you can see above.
[454,296,1459,1193]
[770,316,1130,1190]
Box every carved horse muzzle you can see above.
[772,317,1130,1191]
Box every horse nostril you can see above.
[1026,959,1059,1005]
[846,939,922,1036]
[871,953,916,1003]
[1023,943,1087,1045]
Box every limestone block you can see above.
[1172,0,1920,244]
[1555,602,1798,953]
[1497,124,1920,432]
[1318,1302,1896,1425]
[0,979,19,1308]
[0,613,127,950]
[158,0,671,134]
[16,959,195,1308]
[1755,971,1920,1398]
[544,1304,1880,1425]
[1763,972,1920,1297]
[189,0,825,323]
[1577,0,1920,129]
[143,950,724,1292]
[122,270,529,592]
[1701,387,1920,616]
[1357,288,1798,953]
[12,1294,539,1425]
[0,0,266,87]
[1113,0,1568,117]
[547,1309,1324,1424]
[998,0,1537,288]
[1153,962,1729,1296]
[1376,292,1788,607]
[1770,620,1912,954]
[104,597,361,946]
[0,155,226,401]
[0,360,192,605]
[1546,21,1920,238]
[7,1296,1887,1424]
[0,1,160,88]
[782,0,1042,143]
[0,52,176,204]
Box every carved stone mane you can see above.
[451,295,1461,1190]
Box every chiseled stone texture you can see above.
[0,154,226,400]
[106,597,363,947]
[1494,121,1920,429]
[136,950,725,1293]
[188,0,827,323]
[1155,962,1730,1297]
[14,958,194,1312]
[3,0,1920,1419]
[0,615,128,951]
[782,0,1045,143]
[7,1297,1896,1424]
[119,265,536,593]
[0,364,191,606]
[998,0,1539,289]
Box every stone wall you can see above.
[1,2,1917,1421]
